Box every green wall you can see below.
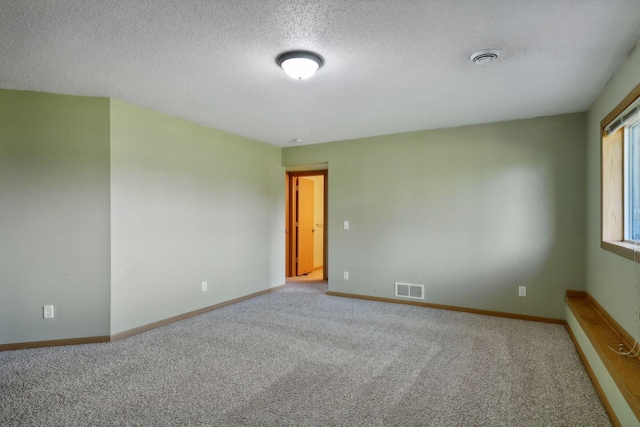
[110,100,284,334]
[283,113,587,319]
[4,44,636,342]
[581,41,640,423]
[586,43,640,337]
[0,90,111,344]
[0,90,284,345]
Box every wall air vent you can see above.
[395,282,424,300]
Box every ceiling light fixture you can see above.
[276,50,324,80]
[470,49,500,64]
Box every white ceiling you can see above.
[1,1,640,147]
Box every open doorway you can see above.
[286,170,327,281]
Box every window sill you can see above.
[601,240,640,262]
[566,292,640,424]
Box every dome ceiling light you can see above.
[470,49,500,64]
[276,50,324,80]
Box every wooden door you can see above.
[296,177,314,276]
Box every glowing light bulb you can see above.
[276,51,324,80]
[281,57,320,80]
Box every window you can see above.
[625,120,640,242]
[601,83,640,260]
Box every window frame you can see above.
[601,82,640,261]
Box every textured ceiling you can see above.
[1,1,640,146]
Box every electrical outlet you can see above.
[202,281,208,292]
[343,271,349,280]
[518,286,526,297]
[43,305,54,319]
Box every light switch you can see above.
[343,221,349,230]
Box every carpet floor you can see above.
[0,283,610,426]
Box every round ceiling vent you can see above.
[470,49,500,64]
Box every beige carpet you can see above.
[0,283,610,426]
